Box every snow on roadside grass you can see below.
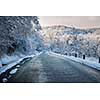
[0,52,43,75]
[49,51,100,70]
[66,56,100,70]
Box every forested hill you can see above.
[0,16,43,57]
[42,25,100,58]
[42,25,100,35]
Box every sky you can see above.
[39,16,100,28]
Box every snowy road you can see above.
[7,52,100,83]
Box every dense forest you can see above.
[0,16,43,56]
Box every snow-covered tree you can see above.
[0,16,43,57]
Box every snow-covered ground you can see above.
[0,51,43,75]
[49,51,100,70]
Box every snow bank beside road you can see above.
[0,52,42,75]
[49,51,100,70]
[66,56,100,70]
[0,58,24,75]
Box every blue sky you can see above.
[39,16,100,28]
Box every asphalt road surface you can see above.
[8,52,100,83]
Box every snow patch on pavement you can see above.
[10,68,18,74]
[2,78,8,83]
[16,65,20,68]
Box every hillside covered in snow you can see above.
[42,25,100,35]
[42,25,100,58]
